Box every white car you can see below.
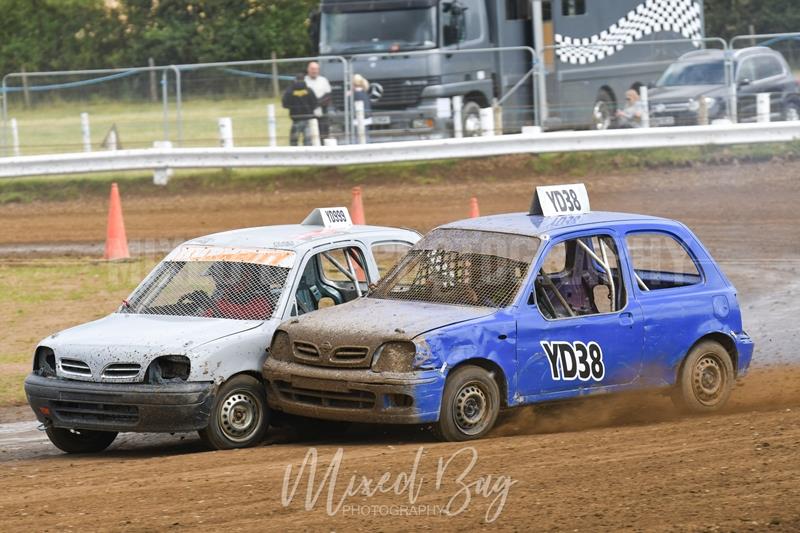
[24,208,419,452]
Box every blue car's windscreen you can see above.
[121,261,290,320]
[370,229,540,308]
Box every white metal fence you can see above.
[2,33,800,178]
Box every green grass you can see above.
[0,258,157,406]
[5,96,295,155]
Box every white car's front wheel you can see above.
[199,375,270,450]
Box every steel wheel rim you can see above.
[453,381,492,436]
[464,113,482,136]
[692,353,727,406]
[218,390,261,443]
[593,100,610,130]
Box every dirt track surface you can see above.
[1,156,799,531]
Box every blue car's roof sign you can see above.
[530,183,591,217]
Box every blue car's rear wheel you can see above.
[434,366,500,442]
[673,340,734,413]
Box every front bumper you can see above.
[24,373,215,433]
[263,359,444,424]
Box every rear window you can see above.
[369,229,539,308]
[122,261,291,320]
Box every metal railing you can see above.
[5,33,800,167]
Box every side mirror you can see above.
[738,78,752,87]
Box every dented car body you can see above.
[264,198,754,441]
[25,209,419,451]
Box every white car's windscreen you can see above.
[121,261,291,320]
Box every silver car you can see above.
[24,208,419,452]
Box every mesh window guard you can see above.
[370,229,539,308]
[122,261,290,320]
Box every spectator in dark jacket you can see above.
[282,74,318,146]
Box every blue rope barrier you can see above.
[1,69,142,94]
[219,67,295,81]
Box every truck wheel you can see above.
[592,91,614,130]
[462,101,483,137]
[199,375,269,450]
[45,427,117,454]
[784,101,800,121]
[672,340,734,413]
[434,365,500,441]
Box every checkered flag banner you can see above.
[554,0,703,65]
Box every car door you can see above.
[622,229,708,385]
[515,230,644,399]
[284,241,371,319]
[735,57,759,121]
[753,55,792,120]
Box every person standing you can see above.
[352,74,372,142]
[282,74,318,146]
[304,61,332,137]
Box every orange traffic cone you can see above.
[350,186,366,225]
[469,197,480,218]
[103,183,130,260]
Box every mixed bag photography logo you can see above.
[281,446,517,522]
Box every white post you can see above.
[80,112,91,152]
[756,93,771,123]
[218,117,234,148]
[639,85,650,128]
[152,141,173,186]
[697,97,709,126]
[10,118,20,156]
[452,95,463,138]
[308,118,321,146]
[323,138,338,147]
[107,128,118,151]
[479,107,495,137]
[492,98,503,135]
[267,104,277,147]
[355,100,367,145]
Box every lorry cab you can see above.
[24,208,419,453]
[315,0,705,138]
[264,185,753,441]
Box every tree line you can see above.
[0,0,797,75]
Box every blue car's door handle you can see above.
[619,312,635,326]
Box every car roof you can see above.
[680,46,780,62]
[438,211,678,239]
[181,224,419,252]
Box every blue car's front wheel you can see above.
[434,366,500,442]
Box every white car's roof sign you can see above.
[166,245,296,268]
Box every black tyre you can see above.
[198,375,269,450]
[672,340,735,413]
[434,366,500,442]
[45,427,117,454]
[592,90,614,130]
[783,101,800,122]
[462,101,483,137]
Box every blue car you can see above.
[263,185,753,441]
